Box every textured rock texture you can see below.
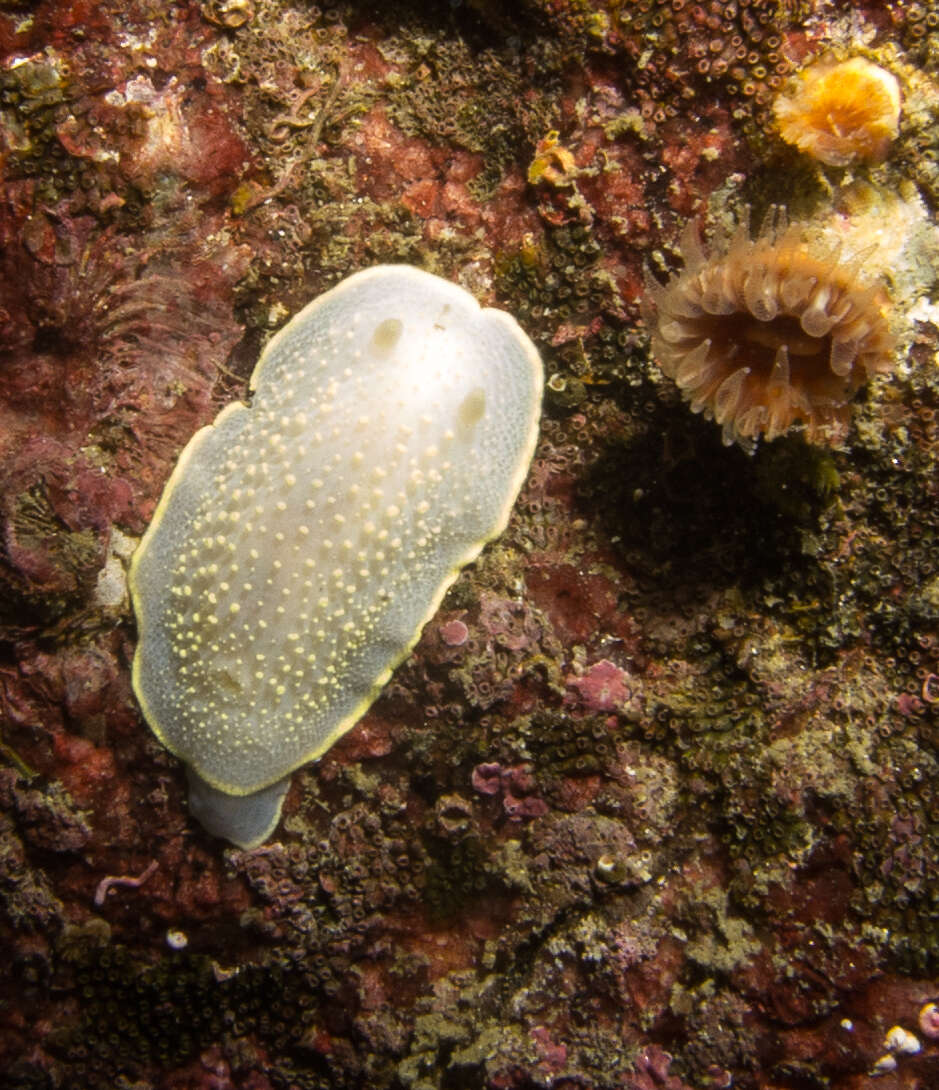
[1,2,938,1088]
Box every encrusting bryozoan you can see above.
[130,266,543,849]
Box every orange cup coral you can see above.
[773,56,901,167]
[643,212,895,447]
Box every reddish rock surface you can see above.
[1,2,938,1089]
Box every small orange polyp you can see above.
[774,56,901,167]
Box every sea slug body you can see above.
[130,265,543,848]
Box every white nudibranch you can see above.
[130,266,543,849]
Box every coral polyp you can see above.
[773,56,902,167]
[644,213,895,446]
